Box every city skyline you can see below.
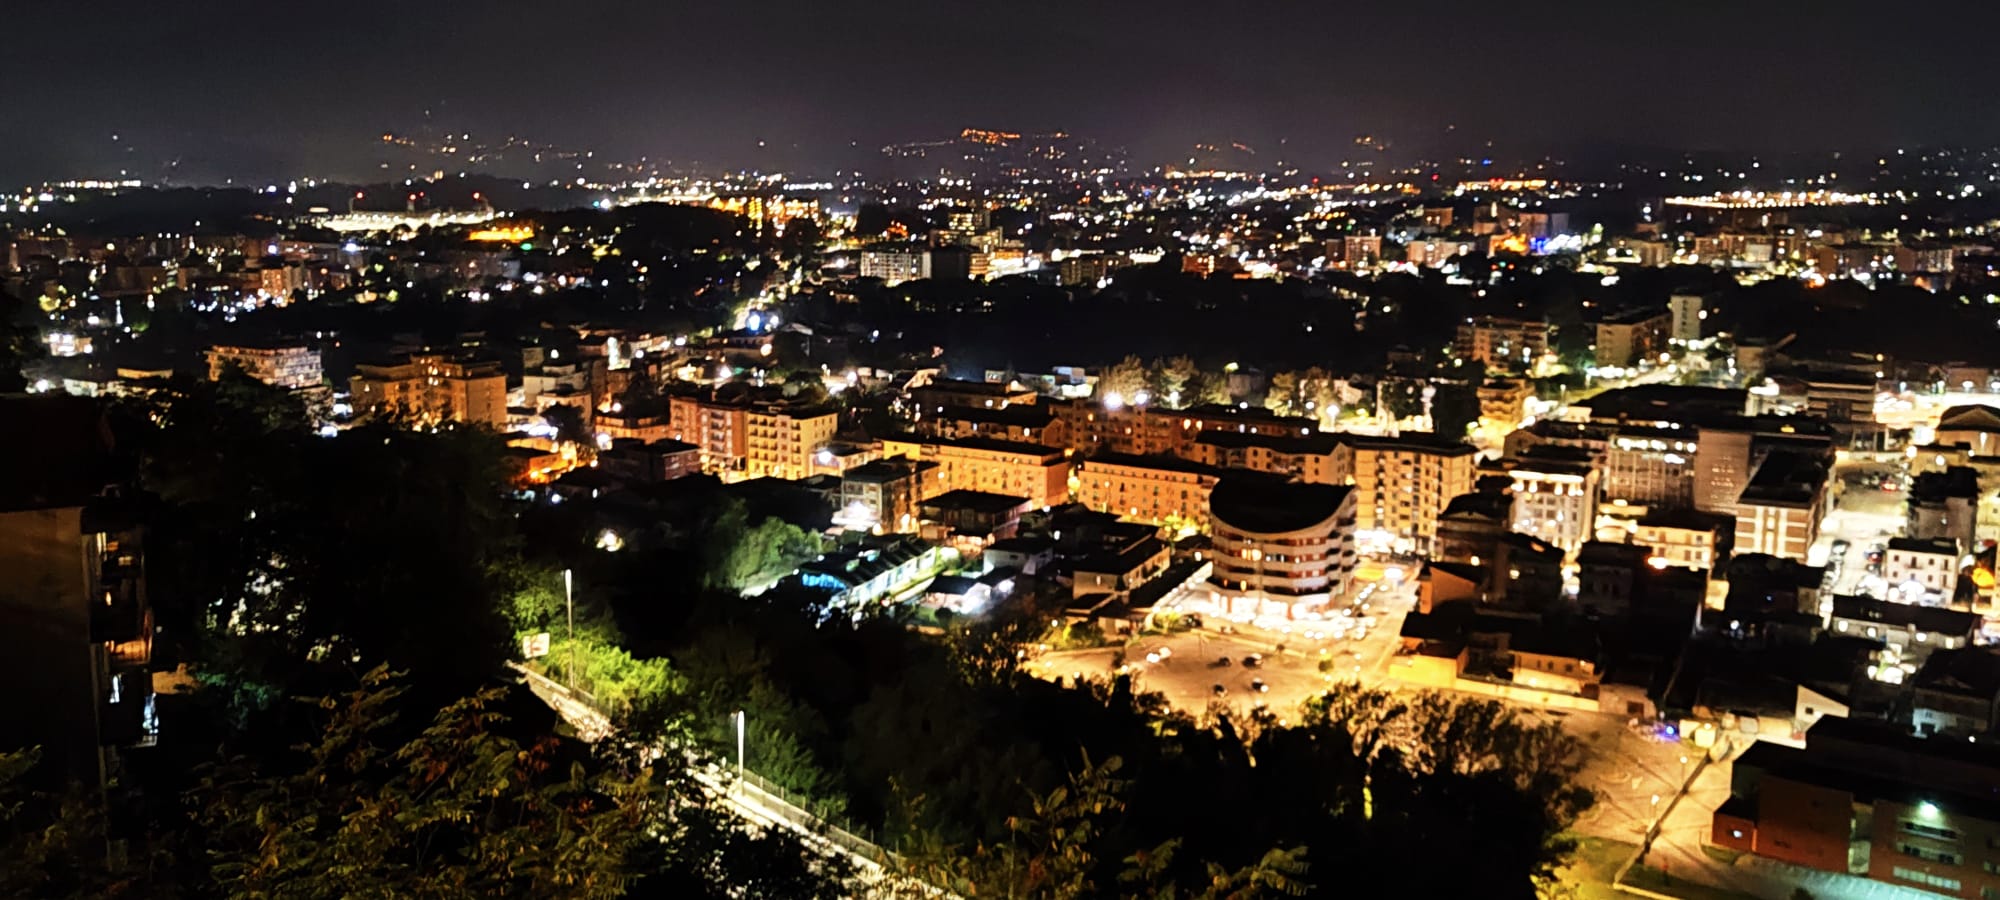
[11,0,2000,184]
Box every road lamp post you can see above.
[563,568,577,693]
[733,710,746,785]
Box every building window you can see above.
[1904,821,1960,841]
[1892,866,1960,892]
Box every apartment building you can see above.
[207,341,323,390]
[1885,536,1963,599]
[349,351,508,426]
[746,403,839,481]
[1490,448,1600,556]
[1633,509,1733,571]
[1076,452,1225,530]
[837,458,939,533]
[1734,449,1829,562]
[1188,430,1343,485]
[878,434,1070,509]
[1593,307,1671,368]
[1346,433,1477,553]
[1453,315,1552,369]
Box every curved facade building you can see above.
[1206,476,1357,619]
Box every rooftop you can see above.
[1913,647,2000,699]
[1081,451,1226,477]
[1888,536,1961,557]
[920,489,1031,516]
[1828,594,1980,636]
[1209,475,1353,535]
[881,433,1064,458]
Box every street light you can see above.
[733,710,747,784]
[563,568,577,692]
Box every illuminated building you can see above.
[1477,379,1531,431]
[1633,509,1732,571]
[1453,315,1551,369]
[1910,649,2000,737]
[1490,448,1599,556]
[1076,453,1224,529]
[858,247,930,284]
[1593,307,1671,368]
[1057,253,1127,286]
[207,342,323,390]
[1344,433,1477,554]
[838,459,938,533]
[1932,405,2000,457]
[1057,402,1315,460]
[1907,468,1979,556]
[1205,476,1357,619]
[1668,293,1705,344]
[466,225,534,243]
[1733,449,1829,562]
[1884,537,1961,599]
[1341,233,1383,267]
[668,393,745,476]
[1406,239,1473,268]
[1188,430,1343,486]
[349,351,507,427]
[878,435,1070,509]
[920,403,1067,447]
[1713,717,2000,898]
[909,378,1038,412]
[946,207,990,232]
[1054,401,1195,457]
[593,411,673,444]
[745,403,839,481]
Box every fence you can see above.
[731,766,891,865]
[511,662,893,868]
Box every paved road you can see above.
[511,664,906,890]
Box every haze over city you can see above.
[11,0,2000,183]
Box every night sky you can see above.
[10,0,2000,184]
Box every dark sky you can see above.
[9,0,2000,184]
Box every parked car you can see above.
[1250,679,1269,693]
[1242,654,1264,668]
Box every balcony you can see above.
[91,579,148,646]
[99,674,158,749]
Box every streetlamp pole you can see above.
[563,568,576,692]
[734,710,746,784]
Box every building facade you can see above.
[1205,477,1357,619]
[1076,453,1224,530]
[349,351,508,426]
[1345,434,1477,553]
[746,404,838,481]
[878,435,1071,509]
[207,342,323,390]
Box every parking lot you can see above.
[1812,458,1910,598]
